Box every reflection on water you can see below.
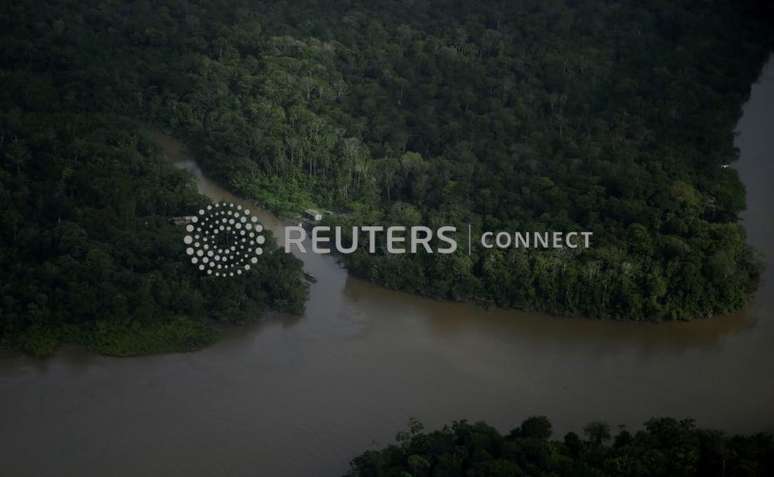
[1,59,773,477]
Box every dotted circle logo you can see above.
[183,202,266,278]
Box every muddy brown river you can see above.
[1,59,773,476]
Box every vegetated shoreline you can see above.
[345,416,774,476]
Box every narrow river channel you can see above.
[1,59,773,477]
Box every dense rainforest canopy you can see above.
[346,416,774,477]
[0,2,309,356]
[0,113,306,356]
[1,0,774,357]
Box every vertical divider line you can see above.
[468,223,472,256]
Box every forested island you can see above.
[347,417,774,477]
[2,0,774,355]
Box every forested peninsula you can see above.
[2,0,774,356]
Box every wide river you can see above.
[2,60,773,476]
